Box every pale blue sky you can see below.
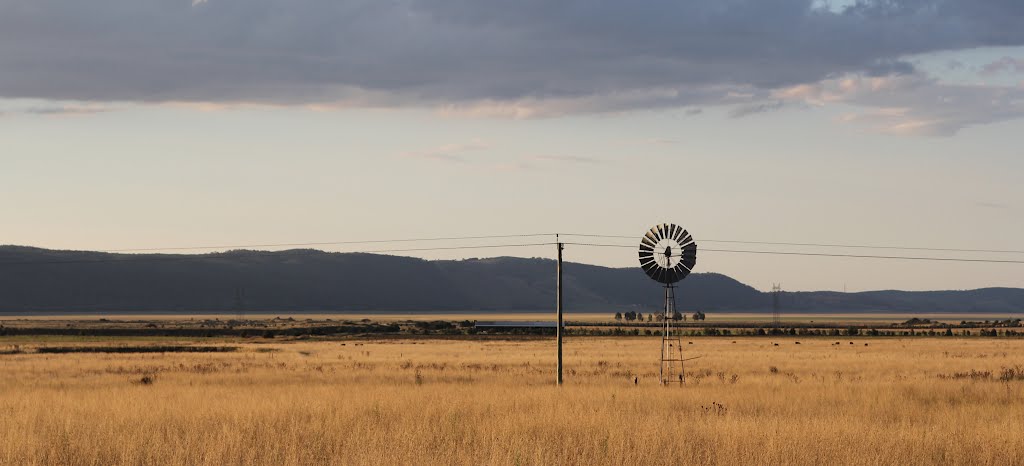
[2,1,1023,292]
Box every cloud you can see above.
[22,104,110,116]
[647,138,680,145]
[0,101,112,117]
[981,57,1024,75]
[777,73,1024,135]
[401,140,489,163]
[1,0,1024,129]
[974,201,1010,209]
[729,101,786,118]
[531,155,603,165]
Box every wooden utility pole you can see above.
[556,240,564,386]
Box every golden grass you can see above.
[1,337,1023,465]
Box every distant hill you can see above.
[0,246,1021,314]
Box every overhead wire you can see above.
[558,233,1024,255]
[26,232,1021,255]
[561,242,1024,265]
[97,233,559,253]
[0,243,557,266]
[2,232,1024,266]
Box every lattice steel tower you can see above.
[772,283,781,329]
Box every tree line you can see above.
[615,311,706,322]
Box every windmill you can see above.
[638,223,698,384]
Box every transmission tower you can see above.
[771,283,782,329]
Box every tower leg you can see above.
[660,284,685,385]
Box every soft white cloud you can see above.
[778,73,1024,135]
[531,155,604,165]
[401,140,489,163]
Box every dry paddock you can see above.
[1,337,1023,465]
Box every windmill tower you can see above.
[638,223,698,385]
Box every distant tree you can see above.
[615,312,622,321]
[625,311,636,321]
[647,314,653,322]
[682,314,688,322]
[944,328,954,337]
[636,312,644,322]
[845,326,859,336]
[672,311,683,321]
[691,312,702,321]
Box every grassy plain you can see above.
[2,336,1023,465]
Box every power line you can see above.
[558,233,1024,255]
[4,234,1024,267]
[0,243,556,266]
[561,242,1024,264]
[23,232,1022,255]
[96,233,558,253]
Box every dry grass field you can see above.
[2,336,1023,465]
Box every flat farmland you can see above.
[1,336,1023,465]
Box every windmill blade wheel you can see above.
[638,223,697,284]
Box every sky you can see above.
[1,0,1023,292]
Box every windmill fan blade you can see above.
[656,267,669,283]
[667,224,678,241]
[640,236,657,249]
[679,230,692,244]
[672,226,684,243]
[645,231,659,244]
[639,252,654,261]
[666,268,679,283]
